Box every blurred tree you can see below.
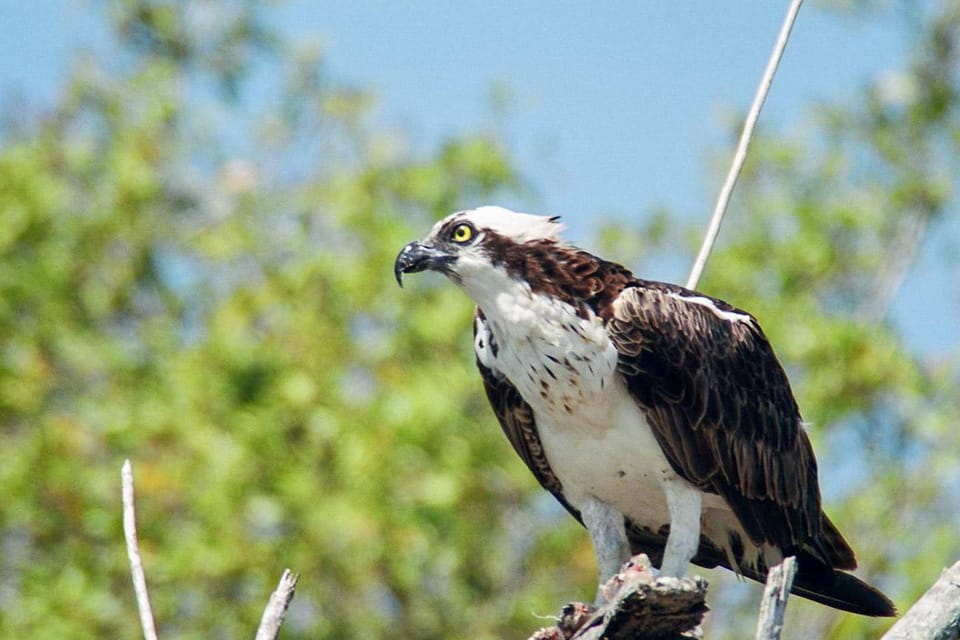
[0,2,529,638]
[0,2,957,640]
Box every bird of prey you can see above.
[394,206,895,616]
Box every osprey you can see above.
[394,206,895,617]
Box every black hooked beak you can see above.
[394,241,455,287]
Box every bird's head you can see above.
[394,206,565,291]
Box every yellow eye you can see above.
[451,222,474,244]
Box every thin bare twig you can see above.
[686,0,804,290]
[255,569,300,640]
[122,459,159,640]
[755,556,798,640]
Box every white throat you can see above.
[465,263,616,418]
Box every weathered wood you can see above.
[755,556,798,640]
[255,569,300,640]
[528,554,708,640]
[882,561,960,640]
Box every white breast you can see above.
[474,287,674,530]
[536,380,675,526]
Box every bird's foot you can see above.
[596,554,657,603]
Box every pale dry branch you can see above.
[255,569,300,640]
[122,459,299,639]
[122,459,159,640]
[881,560,960,640]
[686,0,804,290]
[755,556,798,640]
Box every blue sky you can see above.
[1,1,956,355]
[283,2,907,224]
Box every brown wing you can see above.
[604,281,856,570]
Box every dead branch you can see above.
[122,459,159,640]
[255,569,300,640]
[686,0,804,289]
[755,556,798,640]
[122,460,299,639]
[527,554,708,640]
[881,561,960,640]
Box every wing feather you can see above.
[604,281,855,568]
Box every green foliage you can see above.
[1,2,958,639]
[0,3,535,638]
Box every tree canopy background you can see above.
[1,2,958,639]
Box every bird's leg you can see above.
[580,496,631,602]
[658,470,702,577]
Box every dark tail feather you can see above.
[819,513,857,570]
[791,553,897,617]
